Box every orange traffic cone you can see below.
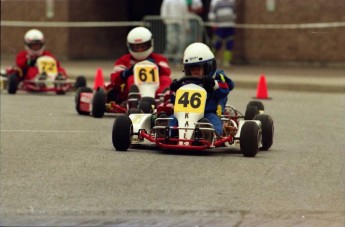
[255,74,270,99]
[93,68,105,90]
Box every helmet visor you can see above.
[26,41,44,51]
[184,63,205,77]
[128,40,151,52]
[184,60,215,77]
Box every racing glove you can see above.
[121,65,134,81]
[202,76,215,93]
[170,79,182,92]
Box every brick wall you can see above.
[0,0,128,61]
[1,0,69,60]
[1,0,345,65]
[238,0,345,64]
[67,0,129,59]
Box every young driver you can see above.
[169,42,235,136]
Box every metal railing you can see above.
[143,15,205,62]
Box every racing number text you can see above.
[135,66,159,84]
[174,90,206,114]
[38,60,57,74]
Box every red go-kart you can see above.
[75,60,166,118]
[2,55,86,95]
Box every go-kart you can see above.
[1,55,86,95]
[112,76,274,157]
[75,60,166,118]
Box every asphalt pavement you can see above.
[1,58,345,93]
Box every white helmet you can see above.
[24,29,45,56]
[127,27,153,60]
[183,42,217,77]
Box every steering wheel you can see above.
[177,76,215,96]
[178,76,203,84]
[170,76,205,93]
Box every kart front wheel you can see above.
[56,90,66,95]
[75,87,93,115]
[74,75,87,89]
[254,114,274,151]
[139,97,156,113]
[240,121,261,157]
[112,115,133,151]
[247,101,264,111]
[92,88,106,118]
[8,74,18,94]
[244,105,259,120]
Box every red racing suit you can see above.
[108,53,172,100]
[12,50,67,80]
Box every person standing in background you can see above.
[208,0,237,67]
[160,0,190,67]
[186,0,204,45]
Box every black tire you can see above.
[139,97,155,113]
[74,76,87,89]
[75,87,93,115]
[254,114,274,151]
[244,105,259,120]
[129,84,139,93]
[240,121,261,157]
[92,88,106,118]
[247,101,264,111]
[112,115,132,151]
[8,74,18,94]
[56,90,66,95]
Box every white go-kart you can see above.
[112,76,274,157]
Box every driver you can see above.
[107,26,172,103]
[11,29,67,81]
[169,42,234,136]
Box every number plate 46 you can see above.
[175,84,207,114]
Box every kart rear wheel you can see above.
[112,115,132,151]
[240,121,261,157]
[75,87,93,115]
[92,88,106,118]
[74,75,87,89]
[8,74,18,94]
[247,101,264,111]
[254,114,274,151]
[139,97,155,113]
[244,105,259,120]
